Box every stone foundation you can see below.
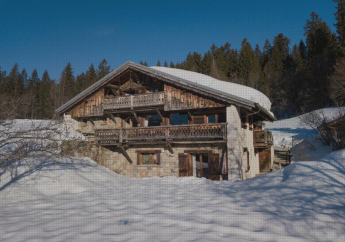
[62,141,225,178]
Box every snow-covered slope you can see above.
[265,107,344,149]
[1,149,345,241]
[150,66,272,113]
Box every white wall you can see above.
[226,106,259,180]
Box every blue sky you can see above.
[0,0,337,80]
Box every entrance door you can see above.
[208,153,220,180]
[259,148,271,173]
[178,153,193,177]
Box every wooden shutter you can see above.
[178,153,188,177]
[208,153,220,180]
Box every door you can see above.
[179,153,193,177]
[208,153,220,180]
[259,149,271,173]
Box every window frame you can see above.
[136,150,161,165]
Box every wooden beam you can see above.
[156,109,163,121]
[107,84,120,89]
[107,113,116,124]
[165,141,174,154]
[187,111,192,121]
[89,119,95,126]
[119,146,133,163]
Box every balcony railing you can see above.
[102,92,165,111]
[253,130,274,146]
[94,123,227,144]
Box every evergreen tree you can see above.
[237,38,261,83]
[261,39,272,68]
[210,43,217,58]
[97,59,111,79]
[184,52,202,72]
[140,61,144,65]
[157,60,161,66]
[37,70,52,118]
[85,64,97,88]
[170,61,175,68]
[3,63,20,94]
[75,72,86,94]
[333,0,345,48]
[255,44,262,61]
[298,40,307,61]
[60,63,75,105]
[28,69,40,119]
[144,61,148,66]
[0,67,6,93]
[201,52,213,75]
[164,60,168,67]
[304,12,338,108]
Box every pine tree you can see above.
[164,60,168,67]
[0,67,6,93]
[37,70,52,118]
[75,72,86,94]
[255,44,262,61]
[170,61,175,68]
[304,12,338,108]
[140,61,144,65]
[333,0,345,48]
[210,43,217,58]
[85,64,97,88]
[237,38,261,83]
[144,61,148,66]
[60,63,75,105]
[97,59,111,79]
[157,60,161,66]
[3,63,20,95]
[201,52,213,75]
[28,69,40,119]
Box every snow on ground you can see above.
[151,66,273,114]
[1,150,345,241]
[1,116,345,241]
[265,107,344,149]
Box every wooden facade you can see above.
[58,62,275,180]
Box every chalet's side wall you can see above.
[62,142,224,178]
[226,106,260,180]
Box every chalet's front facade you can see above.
[56,61,276,180]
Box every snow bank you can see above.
[1,148,345,241]
[150,66,272,113]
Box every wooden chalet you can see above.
[56,61,276,180]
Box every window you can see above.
[208,115,216,123]
[137,150,161,165]
[148,115,161,126]
[170,113,188,125]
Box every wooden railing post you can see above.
[264,130,267,145]
[119,128,123,143]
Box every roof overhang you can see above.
[55,61,276,121]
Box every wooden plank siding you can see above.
[69,89,104,118]
[164,84,224,111]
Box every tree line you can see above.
[0,59,111,119]
[1,1,344,120]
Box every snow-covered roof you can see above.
[56,61,275,121]
[150,66,272,113]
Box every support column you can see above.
[226,105,242,180]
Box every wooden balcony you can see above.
[94,123,227,145]
[102,92,165,111]
[253,130,274,147]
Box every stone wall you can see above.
[62,140,225,178]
